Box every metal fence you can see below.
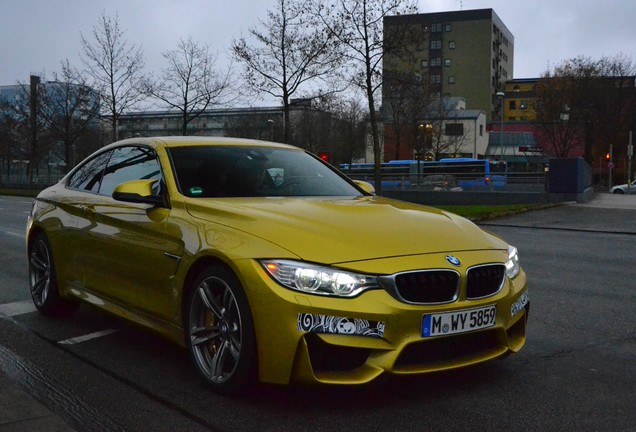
[345,171,548,192]
[0,174,65,189]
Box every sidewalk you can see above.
[0,369,75,432]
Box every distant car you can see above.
[27,136,529,394]
[420,174,463,191]
[610,180,636,194]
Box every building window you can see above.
[444,58,451,67]
[448,76,455,84]
[509,100,516,110]
[431,40,442,50]
[431,23,442,32]
[431,57,442,67]
[421,59,428,68]
[445,23,452,32]
[445,123,464,136]
[431,75,441,84]
[449,41,456,49]
[520,100,528,109]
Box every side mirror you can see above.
[112,179,164,206]
[353,180,376,195]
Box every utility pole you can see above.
[608,144,613,189]
[628,131,633,193]
[28,75,40,186]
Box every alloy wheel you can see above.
[29,238,51,307]
[189,276,243,384]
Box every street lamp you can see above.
[267,119,274,141]
[496,91,505,160]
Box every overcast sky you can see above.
[2,0,635,92]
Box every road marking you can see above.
[58,329,119,345]
[0,300,36,317]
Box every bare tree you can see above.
[533,75,583,157]
[144,37,235,136]
[80,11,147,142]
[422,97,468,160]
[225,113,282,141]
[0,78,44,183]
[383,71,431,160]
[329,96,369,164]
[314,0,418,191]
[535,54,636,162]
[39,61,101,170]
[444,118,472,158]
[232,0,343,143]
[0,95,28,182]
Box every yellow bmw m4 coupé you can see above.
[27,136,529,394]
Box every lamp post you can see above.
[416,124,425,182]
[496,91,505,160]
[628,131,633,194]
[267,119,274,141]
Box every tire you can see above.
[185,265,257,395]
[613,189,624,194]
[28,233,78,316]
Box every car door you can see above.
[76,145,184,321]
[56,150,113,291]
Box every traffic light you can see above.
[605,152,611,161]
[317,151,330,163]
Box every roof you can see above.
[488,131,536,147]
[105,136,300,151]
[425,109,486,121]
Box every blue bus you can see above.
[340,158,507,190]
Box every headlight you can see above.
[260,260,378,297]
[505,245,521,279]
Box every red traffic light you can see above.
[605,153,611,161]
[317,151,330,162]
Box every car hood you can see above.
[184,195,507,264]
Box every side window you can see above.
[99,146,162,197]
[67,151,112,193]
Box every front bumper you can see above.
[233,250,529,385]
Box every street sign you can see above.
[608,162,615,169]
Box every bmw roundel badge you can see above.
[446,255,461,266]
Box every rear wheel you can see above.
[185,265,257,394]
[28,233,78,316]
[613,189,624,194]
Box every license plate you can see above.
[422,305,496,337]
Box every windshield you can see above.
[168,145,362,198]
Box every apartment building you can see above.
[383,8,514,122]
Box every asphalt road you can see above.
[0,193,634,431]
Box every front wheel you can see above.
[185,265,257,395]
[613,189,624,194]
[28,233,78,316]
